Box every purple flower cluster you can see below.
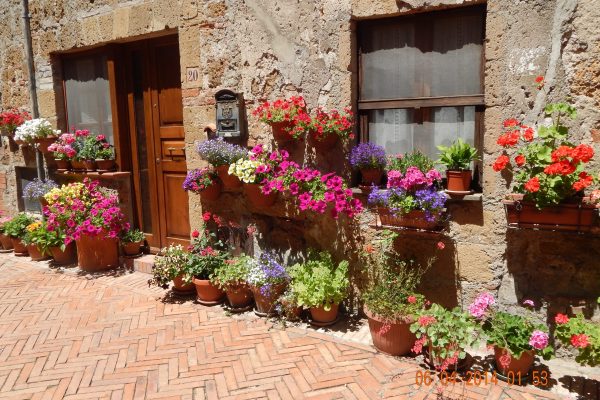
[23,178,58,200]
[349,143,387,170]
[183,168,216,193]
[196,138,247,166]
[247,252,289,296]
[414,188,446,222]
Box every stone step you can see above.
[122,254,155,274]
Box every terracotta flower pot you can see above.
[172,275,195,294]
[0,234,14,250]
[71,160,86,171]
[75,234,119,272]
[14,138,25,146]
[27,244,50,261]
[364,307,416,356]
[244,183,277,208]
[310,303,339,325]
[377,208,440,230]
[360,168,383,186]
[200,181,223,201]
[84,160,97,172]
[271,121,294,142]
[11,238,28,255]
[251,283,287,317]
[225,283,254,309]
[35,137,57,154]
[446,170,472,192]
[193,278,226,306]
[494,347,535,377]
[312,133,338,151]
[96,159,116,171]
[50,243,76,265]
[122,241,143,256]
[54,159,71,171]
[215,165,242,189]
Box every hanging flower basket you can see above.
[377,208,440,230]
[312,133,338,151]
[244,183,277,208]
[76,234,119,272]
[200,181,222,201]
[215,165,242,189]
[503,194,597,232]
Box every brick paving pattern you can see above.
[0,254,596,400]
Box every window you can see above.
[63,53,114,143]
[358,6,485,162]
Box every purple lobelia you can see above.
[247,252,289,296]
[349,142,387,170]
[196,137,247,166]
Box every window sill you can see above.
[351,187,483,202]
[54,170,131,179]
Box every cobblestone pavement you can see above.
[0,254,597,400]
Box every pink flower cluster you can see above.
[48,133,77,160]
[528,330,549,350]
[468,292,495,319]
[387,167,442,191]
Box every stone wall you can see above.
[0,0,598,322]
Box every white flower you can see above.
[14,118,59,142]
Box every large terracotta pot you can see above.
[11,238,28,255]
[360,168,383,186]
[446,170,472,192]
[75,234,119,272]
[50,243,76,265]
[84,160,97,172]
[503,194,596,232]
[35,137,56,154]
[377,208,440,230]
[494,346,535,377]
[96,159,116,171]
[244,183,278,208]
[172,275,195,293]
[225,283,254,309]
[54,159,71,171]
[122,241,143,256]
[27,244,50,261]
[193,278,226,306]
[310,303,339,325]
[251,283,287,317]
[200,181,222,201]
[312,133,338,151]
[271,121,294,142]
[215,165,242,189]
[71,160,86,171]
[0,234,13,250]
[364,307,416,356]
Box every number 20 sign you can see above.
[186,67,200,82]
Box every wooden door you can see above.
[126,36,190,250]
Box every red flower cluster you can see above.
[570,334,589,349]
[492,154,510,172]
[0,109,30,134]
[311,107,355,142]
[573,172,593,192]
[555,313,570,324]
[524,177,540,193]
[535,75,545,89]
[497,120,535,148]
[515,154,526,166]
[417,315,436,327]
[252,96,308,139]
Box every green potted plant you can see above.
[183,168,222,201]
[437,138,479,193]
[554,313,600,367]
[470,294,553,379]
[247,252,289,317]
[21,220,53,261]
[46,228,75,265]
[23,178,58,208]
[149,244,195,295]
[3,213,37,255]
[289,250,349,326]
[196,138,247,189]
[0,215,14,250]
[187,227,228,306]
[212,255,254,311]
[78,135,103,172]
[48,132,77,170]
[410,304,480,371]
[278,287,303,321]
[95,136,116,171]
[120,228,145,256]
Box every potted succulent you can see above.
[0,215,14,250]
[212,255,254,311]
[469,293,553,378]
[149,244,195,294]
[14,117,59,150]
[196,138,247,189]
[3,213,37,255]
[48,133,77,170]
[183,168,222,201]
[349,143,387,186]
[410,304,480,371]
[437,138,479,193]
[187,227,228,306]
[247,252,289,317]
[95,136,116,171]
[554,313,600,367]
[253,96,308,142]
[309,107,355,151]
[494,100,598,231]
[288,250,349,326]
[369,151,446,230]
[21,221,52,261]
[120,228,145,256]
[0,109,30,137]
[23,178,58,208]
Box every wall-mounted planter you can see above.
[215,165,242,189]
[377,207,440,231]
[244,183,277,208]
[200,181,222,201]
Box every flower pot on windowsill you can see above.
[224,283,254,310]
[493,346,535,378]
[11,238,28,255]
[50,243,76,265]
[377,208,440,230]
[96,159,116,171]
[309,303,339,326]
[27,244,50,261]
[445,169,472,193]
[360,168,383,186]
[122,241,143,256]
[271,121,294,142]
[251,283,287,317]
[75,233,119,272]
[192,278,226,306]
[54,159,71,171]
[215,165,242,189]
[0,234,14,250]
[35,136,57,154]
[244,183,278,208]
[71,160,86,171]
[200,181,223,201]
[503,193,597,232]
[84,160,97,172]
[364,307,416,356]
[312,133,338,151]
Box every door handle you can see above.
[156,157,161,164]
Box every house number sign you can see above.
[186,67,200,82]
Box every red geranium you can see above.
[570,334,589,349]
[573,172,593,192]
[524,177,540,193]
[555,313,569,324]
[492,154,510,172]
[515,154,526,166]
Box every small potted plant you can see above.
[253,96,308,142]
[23,178,58,208]
[212,255,254,311]
[0,109,30,137]
[437,138,479,193]
[554,313,599,367]
[278,287,303,321]
[3,213,37,255]
[349,142,387,186]
[196,138,247,189]
[187,227,228,306]
[149,244,195,295]
[78,134,106,172]
[470,293,553,378]
[410,304,480,371]
[247,252,289,317]
[0,215,14,250]
[48,133,77,170]
[183,168,222,201]
[289,250,349,326]
[22,221,52,261]
[13,117,59,150]
[46,228,75,265]
[95,136,116,171]
[120,228,145,256]
[309,107,355,151]
[69,130,92,171]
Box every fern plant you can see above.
[437,138,479,170]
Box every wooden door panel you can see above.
[163,173,190,243]
[155,44,183,126]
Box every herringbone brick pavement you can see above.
[0,254,595,400]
